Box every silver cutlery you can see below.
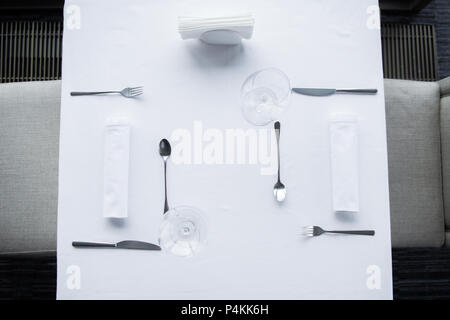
[302,226,375,237]
[273,121,286,202]
[70,86,143,98]
[72,240,161,250]
[292,88,377,96]
[159,139,171,214]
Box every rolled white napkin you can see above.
[329,114,359,213]
[178,13,254,44]
[103,119,130,218]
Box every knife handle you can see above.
[336,89,377,94]
[72,241,116,248]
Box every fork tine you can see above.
[308,226,315,235]
[129,89,143,96]
[301,226,314,236]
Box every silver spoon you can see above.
[273,121,286,202]
[159,139,171,214]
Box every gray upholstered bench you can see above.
[386,78,450,247]
[0,81,60,255]
[0,78,449,254]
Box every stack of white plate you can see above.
[178,13,255,45]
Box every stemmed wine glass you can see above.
[240,68,291,126]
[158,206,206,257]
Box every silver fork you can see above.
[70,86,143,98]
[302,226,375,237]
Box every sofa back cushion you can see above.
[439,77,450,245]
[385,79,445,247]
[0,81,60,254]
[0,79,447,252]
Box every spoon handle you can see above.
[274,121,281,182]
[163,160,169,214]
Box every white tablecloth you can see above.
[57,0,392,299]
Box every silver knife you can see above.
[72,240,161,251]
[292,88,377,96]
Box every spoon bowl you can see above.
[273,181,286,202]
[159,139,171,159]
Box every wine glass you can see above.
[240,68,291,126]
[158,206,206,257]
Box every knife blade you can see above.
[292,88,336,96]
[292,88,377,96]
[72,240,161,251]
[116,240,161,251]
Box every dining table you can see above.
[57,0,393,299]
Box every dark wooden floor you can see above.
[0,255,56,300]
[392,248,450,299]
[0,248,449,299]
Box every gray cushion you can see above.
[385,79,445,247]
[438,76,450,245]
[440,88,450,233]
[440,77,450,97]
[0,81,60,254]
[0,79,447,252]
